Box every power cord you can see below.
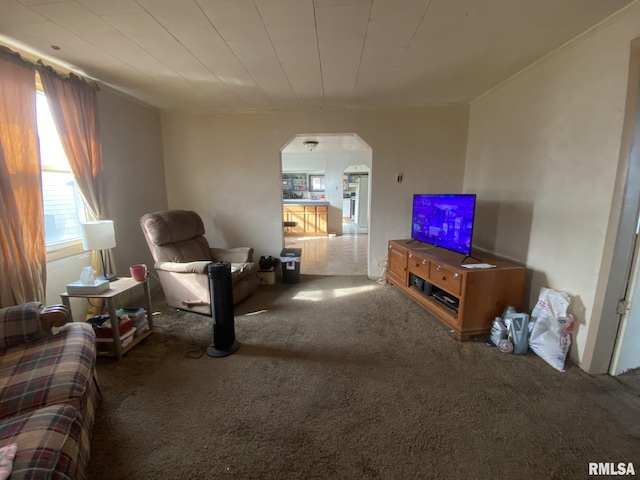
[186,346,206,359]
[377,257,388,285]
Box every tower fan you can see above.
[207,262,240,357]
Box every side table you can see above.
[60,277,154,359]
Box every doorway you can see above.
[280,133,372,276]
[342,165,370,235]
[601,39,640,376]
[610,232,640,375]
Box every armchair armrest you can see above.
[155,261,211,274]
[40,305,72,333]
[0,302,71,349]
[210,247,254,263]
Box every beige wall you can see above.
[464,5,640,372]
[46,86,166,319]
[161,107,469,277]
[98,86,167,279]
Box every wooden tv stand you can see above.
[387,239,526,341]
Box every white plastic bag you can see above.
[528,287,574,372]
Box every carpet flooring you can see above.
[87,275,640,480]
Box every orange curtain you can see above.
[37,65,112,317]
[37,66,114,279]
[0,49,45,307]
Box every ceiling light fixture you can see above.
[303,140,319,152]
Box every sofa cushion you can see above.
[231,262,258,283]
[0,322,95,421]
[141,210,205,245]
[171,237,212,263]
[0,303,46,350]
[0,404,82,480]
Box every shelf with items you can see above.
[282,173,309,199]
[59,277,154,360]
[408,273,460,318]
[116,307,150,334]
[292,178,307,191]
[89,306,151,357]
[282,174,308,191]
[387,240,525,341]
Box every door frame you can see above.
[595,39,640,374]
[610,232,640,375]
[280,133,373,276]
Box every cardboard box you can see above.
[257,268,276,285]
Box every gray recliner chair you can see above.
[140,209,258,315]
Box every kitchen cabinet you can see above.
[283,206,305,235]
[387,242,408,285]
[284,204,328,236]
[317,207,327,233]
[305,206,318,234]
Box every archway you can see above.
[280,133,372,276]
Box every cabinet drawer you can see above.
[407,251,430,278]
[430,263,462,295]
[316,206,328,212]
[387,242,408,285]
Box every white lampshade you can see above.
[81,220,116,251]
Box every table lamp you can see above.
[81,220,117,282]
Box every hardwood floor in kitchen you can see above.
[284,223,367,276]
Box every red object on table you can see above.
[93,316,133,338]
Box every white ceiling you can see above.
[282,133,370,154]
[0,0,633,111]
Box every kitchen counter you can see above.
[282,200,329,206]
[283,202,328,236]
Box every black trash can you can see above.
[280,248,302,284]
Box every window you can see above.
[36,92,86,252]
[309,174,325,192]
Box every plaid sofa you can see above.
[0,302,100,480]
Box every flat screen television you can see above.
[411,193,476,256]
